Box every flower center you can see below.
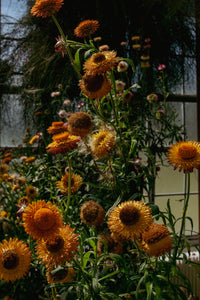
[34,208,55,230]
[63,176,74,188]
[84,74,104,92]
[119,206,140,226]
[178,144,197,160]
[93,53,106,63]
[46,236,64,253]
[50,268,68,281]
[2,250,19,269]
[82,205,99,222]
[96,135,106,146]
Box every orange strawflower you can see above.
[0,238,31,283]
[36,225,79,267]
[47,121,68,135]
[167,140,200,172]
[107,200,153,240]
[79,73,112,99]
[74,20,99,38]
[46,134,80,154]
[22,200,63,240]
[140,223,172,257]
[56,172,83,194]
[31,0,64,18]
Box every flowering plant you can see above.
[0,1,199,299]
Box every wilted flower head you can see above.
[58,109,69,119]
[51,91,60,98]
[123,91,133,103]
[63,99,71,106]
[117,61,128,72]
[55,36,67,56]
[115,80,126,91]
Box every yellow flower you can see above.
[25,156,36,164]
[80,200,105,226]
[141,223,172,257]
[22,200,63,240]
[167,140,200,172]
[56,172,83,194]
[107,200,153,240]
[74,19,99,38]
[79,73,112,99]
[0,238,31,282]
[47,121,68,135]
[46,263,75,284]
[36,225,79,267]
[0,211,7,218]
[67,112,93,138]
[90,130,115,158]
[29,135,40,145]
[0,164,9,175]
[25,185,38,199]
[31,0,64,18]
[83,51,119,75]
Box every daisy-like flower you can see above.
[0,238,31,283]
[36,225,79,267]
[67,112,93,138]
[80,200,105,226]
[2,157,11,164]
[56,172,83,194]
[141,223,172,257]
[16,176,26,187]
[46,133,80,154]
[90,130,115,159]
[107,200,153,240]
[167,140,200,172]
[46,263,75,284]
[47,121,68,135]
[22,200,63,240]
[31,0,64,18]
[25,185,38,199]
[74,20,99,38]
[83,51,119,75]
[79,73,112,99]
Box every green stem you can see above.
[51,287,57,300]
[173,172,190,262]
[51,14,82,79]
[64,153,72,215]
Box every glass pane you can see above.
[0,94,25,147]
[185,102,198,140]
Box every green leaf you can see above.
[74,48,82,71]
[82,251,91,270]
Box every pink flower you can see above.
[147,93,159,104]
[156,109,166,120]
[157,64,166,71]
[77,102,84,108]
